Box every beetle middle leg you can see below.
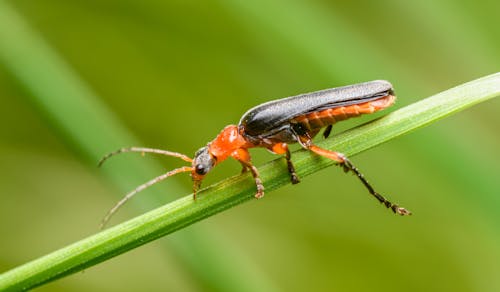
[270,143,300,184]
[240,165,249,174]
[285,149,300,184]
[296,134,411,216]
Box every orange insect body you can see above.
[99,80,410,228]
[206,125,250,162]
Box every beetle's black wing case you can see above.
[239,80,394,137]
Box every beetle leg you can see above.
[270,143,300,184]
[323,125,333,139]
[232,148,264,198]
[296,134,411,216]
[240,164,249,174]
[285,149,300,184]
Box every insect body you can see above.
[100,80,411,227]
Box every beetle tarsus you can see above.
[254,177,265,199]
[249,166,265,199]
[392,205,412,216]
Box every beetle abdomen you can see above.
[239,80,394,137]
[292,94,396,131]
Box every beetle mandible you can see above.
[99,80,411,227]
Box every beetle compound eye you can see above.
[195,164,208,175]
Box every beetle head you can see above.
[191,146,216,190]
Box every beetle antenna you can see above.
[98,147,193,167]
[100,166,193,229]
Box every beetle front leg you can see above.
[232,149,264,198]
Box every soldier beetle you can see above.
[99,80,411,227]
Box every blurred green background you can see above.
[1,0,499,291]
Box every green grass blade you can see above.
[1,73,498,291]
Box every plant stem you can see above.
[0,73,499,291]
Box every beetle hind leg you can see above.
[296,134,411,216]
[331,154,410,214]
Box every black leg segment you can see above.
[286,149,300,184]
